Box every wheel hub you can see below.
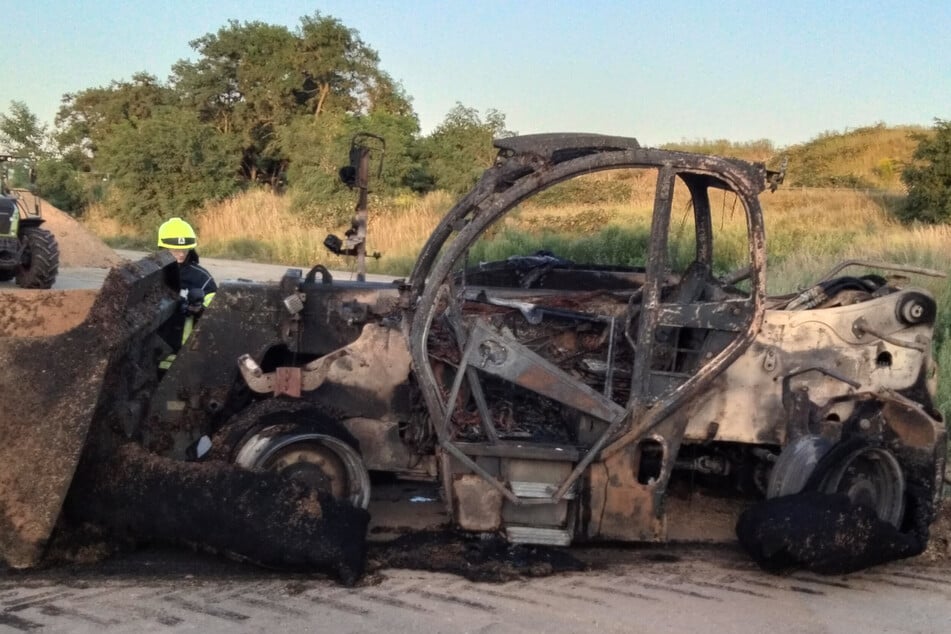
[821,446,905,527]
[265,444,348,498]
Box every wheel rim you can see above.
[237,432,371,509]
[820,446,905,527]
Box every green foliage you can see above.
[0,100,50,157]
[171,12,398,186]
[346,110,421,194]
[98,233,154,250]
[898,119,951,223]
[281,104,421,224]
[208,237,275,261]
[468,224,654,269]
[172,20,298,183]
[97,107,241,226]
[35,158,86,213]
[280,113,352,222]
[55,73,176,166]
[531,178,635,207]
[416,104,512,194]
[295,13,383,117]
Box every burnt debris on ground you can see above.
[736,491,931,575]
[64,443,370,585]
[367,530,586,582]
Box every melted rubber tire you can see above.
[736,491,925,574]
[16,227,59,289]
[66,443,369,584]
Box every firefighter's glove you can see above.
[180,288,206,315]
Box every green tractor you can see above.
[0,156,58,289]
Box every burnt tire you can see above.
[16,227,59,289]
[212,399,371,509]
[805,437,906,527]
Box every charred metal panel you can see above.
[585,446,665,541]
[682,290,937,445]
[452,474,504,531]
[881,398,943,450]
[342,417,436,476]
[298,282,400,355]
[656,299,753,331]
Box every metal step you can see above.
[506,525,573,547]
[510,480,576,500]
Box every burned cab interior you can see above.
[405,135,769,542]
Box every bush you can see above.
[898,119,951,223]
[97,107,241,228]
[35,158,87,214]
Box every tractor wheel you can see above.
[816,444,905,527]
[213,399,371,509]
[802,437,906,528]
[16,227,59,289]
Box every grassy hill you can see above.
[780,123,927,190]
[664,123,928,191]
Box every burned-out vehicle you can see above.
[1,134,946,576]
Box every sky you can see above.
[1,0,948,148]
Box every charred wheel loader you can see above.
[0,134,945,579]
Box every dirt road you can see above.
[3,542,950,634]
[0,250,394,292]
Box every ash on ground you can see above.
[368,531,586,582]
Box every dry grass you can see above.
[195,189,454,274]
[90,179,951,288]
[82,203,143,243]
[85,178,951,291]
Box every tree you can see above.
[34,158,86,212]
[55,73,176,164]
[172,20,297,184]
[295,13,381,119]
[280,106,421,223]
[417,104,513,194]
[0,101,51,158]
[899,119,951,223]
[171,13,397,187]
[97,107,240,226]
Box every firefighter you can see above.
[157,217,217,370]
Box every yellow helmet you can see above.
[157,217,197,249]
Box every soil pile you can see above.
[0,289,97,337]
[17,192,121,268]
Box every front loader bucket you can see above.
[0,255,177,568]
